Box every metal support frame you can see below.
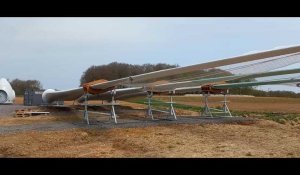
[200,90,232,117]
[145,91,177,120]
[83,89,119,125]
[146,91,154,120]
[109,89,118,124]
[83,93,90,125]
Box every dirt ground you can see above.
[14,96,23,105]
[153,95,300,113]
[0,119,299,158]
[0,96,300,158]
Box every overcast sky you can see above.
[1,17,300,92]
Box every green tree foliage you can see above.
[10,79,43,96]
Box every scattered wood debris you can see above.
[14,109,50,117]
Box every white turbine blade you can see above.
[90,45,300,89]
[42,45,300,103]
[77,87,144,103]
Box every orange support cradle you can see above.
[83,79,115,95]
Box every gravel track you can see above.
[0,115,256,134]
[0,105,256,134]
[74,116,256,129]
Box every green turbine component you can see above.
[192,75,242,84]
[153,68,300,92]
[214,78,300,89]
[193,68,300,84]
[227,68,300,82]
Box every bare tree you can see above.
[10,79,43,96]
[80,62,178,86]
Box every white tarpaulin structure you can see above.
[0,78,15,104]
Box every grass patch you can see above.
[129,99,204,112]
[232,111,300,124]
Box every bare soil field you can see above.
[0,119,299,157]
[0,96,300,157]
[152,95,300,113]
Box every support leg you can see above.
[146,91,154,120]
[110,89,117,124]
[111,104,117,124]
[169,95,177,120]
[202,93,213,117]
[83,93,90,125]
[222,91,232,117]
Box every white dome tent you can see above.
[0,78,15,104]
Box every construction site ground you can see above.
[0,96,299,157]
